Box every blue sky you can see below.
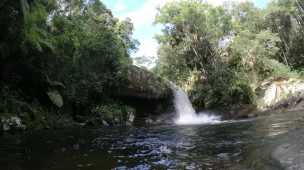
[102,0,272,59]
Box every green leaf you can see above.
[47,91,63,108]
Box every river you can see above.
[1,111,304,170]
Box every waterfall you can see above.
[172,85,220,124]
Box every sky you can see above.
[102,0,272,59]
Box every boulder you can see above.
[2,116,26,132]
[102,120,109,126]
[125,112,135,125]
[258,79,304,111]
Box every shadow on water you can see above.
[1,111,304,169]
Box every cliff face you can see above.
[118,65,174,121]
[119,65,172,100]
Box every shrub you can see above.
[92,103,135,120]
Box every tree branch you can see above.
[296,0,304,14]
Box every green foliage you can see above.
[25,113,77,130]
[0,0,139,129]
[154,0,303,108]
[92,103,135,120]
[262,58,300,79]
[0,83,31,114]
[0,83,76,130]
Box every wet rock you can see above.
[128,112,135,122]
[126,112,135,125]
[114,118,120,124]
[102,120,109,126]
[1,117,26,132]
[2,123,10,131]
[247,114,256,118]
[78,123,86,127]
[145,118,153,124]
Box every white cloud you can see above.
[114,0,126,11]
[122,0,249,61]
[132,39,158,57]
[118,0,248,28]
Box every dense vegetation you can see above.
[152,0,304,108]
[0,0,139,129]
[1,0,303,129]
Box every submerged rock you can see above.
[126,112,135,125]
[1,116,26,132]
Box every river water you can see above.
[1,111,304,170]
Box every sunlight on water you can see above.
[171,84,221,124]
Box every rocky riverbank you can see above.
[221,78,304,121]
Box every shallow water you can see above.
[1,111,304,170]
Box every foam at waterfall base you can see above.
[171,84,221,125]
[175,112,221,125]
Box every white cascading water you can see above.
[172,85,220,124]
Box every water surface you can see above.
[1,111,304,170]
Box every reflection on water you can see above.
[1,111,304,170]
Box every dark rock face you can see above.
[118,65,174,124]
[119,95,174,124]
[119,65,172,100]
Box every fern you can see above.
[39,39,54,52]
[47,91,63,108]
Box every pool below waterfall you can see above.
[1,111,304,170]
